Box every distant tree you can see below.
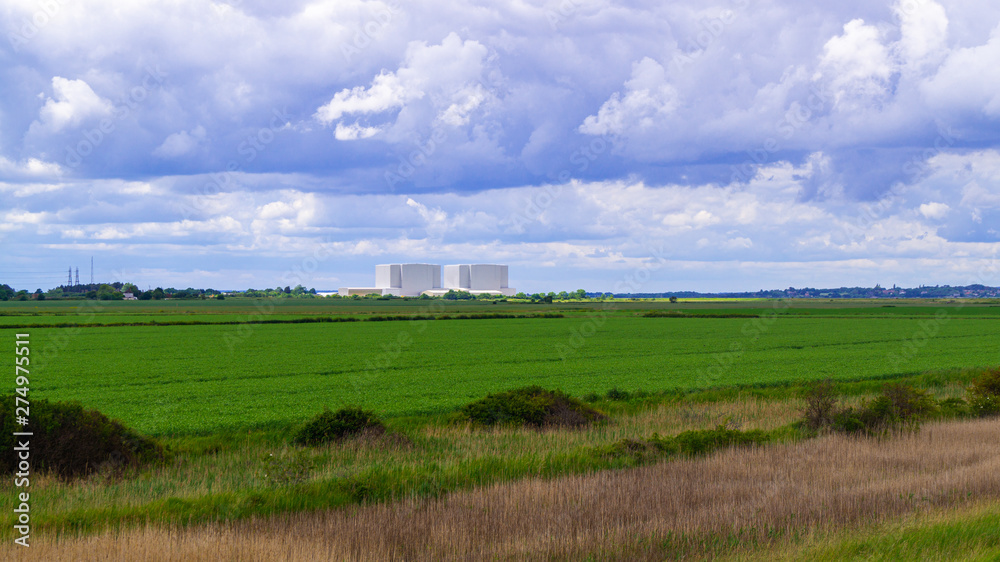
[542,295,553,304]
[97,284,122,300]
[575,289,587,299]
[151,287,165,300]
[85,290,98,299]
[515,292,528,299]
[669,296,678,303]
[557,291,569,300]
[284,286,291,294]
[138,291,152,300]
[0,284,14,300]
[216,294,225,300]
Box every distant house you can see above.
[122,292,138,300]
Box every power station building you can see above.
[338,264,515,297]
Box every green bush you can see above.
[601,426,772,462]
[605,388,631,401]
[460,386,607,428]
[802,380,838,431]
[292,407,384,446]
[671,426,770,456]
[968,368,1000,418]
[0,395,167,480]
[937,397,971,419]
[831,384,936,436]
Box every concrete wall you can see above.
[344,263,512,297]
[442,264,513,295]
[375,264,402,289]
[443,264,471,289]
[398,263,440,296]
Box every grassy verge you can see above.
[0,367,988,540]
[746,501,1000,561]
[7,417,999,560]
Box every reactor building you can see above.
[338,264,515,297]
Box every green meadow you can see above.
[4,299,999,434]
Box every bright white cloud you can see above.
[895,0,949,66]
[919,201,949,219]
[814,19,893,109]
[334,122,382,140]
[31,77,112,133]
[315,72,413,124]
[314,32,493,140]
[0,156,63,179]
[580,57,678,136]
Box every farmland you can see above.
[2,297,1000,559]
[6,303,1000,434]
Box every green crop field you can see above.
[5,299,999,434]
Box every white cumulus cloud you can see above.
[31,77,112,133]
[580,57,679,136]
[153,126,207,158]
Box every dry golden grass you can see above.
[8,416,1000,561]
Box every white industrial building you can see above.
[338,263,514,297]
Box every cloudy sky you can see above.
[2,0,1000,293]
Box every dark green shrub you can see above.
[968,368,1000,417]
[831,384,936,435]
[831,408,866,434]
[601,426,772,462]
[937,397,971,419]
[0,395,167,480]
[605,388,631,401]
[672,426,770,456]
[292,407,384,446]
[802,380,838,431]
[460,386,606,428]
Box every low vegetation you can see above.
[458,386,607,428]
[10,417,1000,561]
[0,396,167,480]
[968,366,1000,417]
[292,407,384,446]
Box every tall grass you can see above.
[7,417,999,561]
[0,392,804,536]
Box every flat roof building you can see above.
[339,263,515,297]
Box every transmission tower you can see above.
[68,267,73,286]
[75,268,80,286]
[90,257,94,285]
